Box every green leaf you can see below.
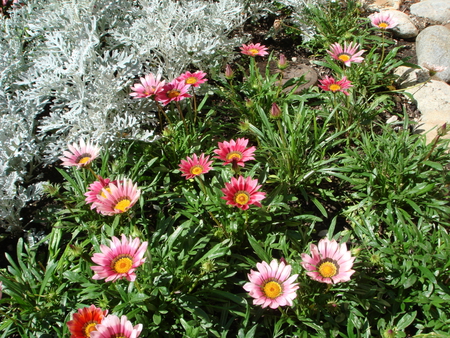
[246,232,270,262]
[397,311,417,330]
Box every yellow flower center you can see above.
[338,54,351,62]
[249,48,259,55]
[226,151,242,161]
[318,261,338,278]
[167,89,180,98]
[190,165,204,175]
[100,187,111,198]
[185,77,198,85]
[83,322,98,337]
[111,254,133,274]
[263,281,282,299]
[234,191,250,205]
[114,199,131,212]
[329,84,341,92]
[378,22,388,29]
[76,154,91,164]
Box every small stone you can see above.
[388,10,419,39]
[386,115,398,124]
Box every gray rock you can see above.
[410,0,450,24]
[416,25,450,83]
[388,10,419,39]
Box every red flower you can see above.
[67,305,108,338]
[221,176,266,210]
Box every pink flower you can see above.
[179,153,213,180]
[422,62,447,76]
[327,42,365,67]
[67,305,108,338]
[369,11,398,30]
[318,76,353,96]
[213,138,256,167]
[60,139,101,169]
[240,43,269,57]
[221,176,266,210]
[243,259,299,309]
[130,73,165,99]
[90,315,143,338]
[301,238,356,284]
[277,54,288,70]
[155,79,191,105]
[90,234,148,282]
[176,71,208,87]
[85,176,117,211]
[94,179,141,216]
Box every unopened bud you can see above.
[270,102,282,119]
[225,64,234,79]
[277,54,288,70]
[437,123,448,137]
[238,119,250,132]
[245,98,254,108]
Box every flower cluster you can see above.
[130,70,207,106]
[178,138,266,211]
[67,305,142,338]
[244,238,356,309]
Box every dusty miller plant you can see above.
[0,0,269,231]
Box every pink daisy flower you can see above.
[221,175,266,210]
[422,62,447,76]
[94,179,141,216]
[90,234,148,282]
[176,71,208,87]
[84,176,118,211]
[243,259,299,309]
[130,73,165,99]
[213,138,256,167]
[179,153,213,180]
[369,11,398,30]
[67,305,108,338]
[90,315,143,338]
[60,139,101,169]
[240,43,269,57]
[318,76,353,96]
[327,42,365,67]
[301,238,356,284]
[155,79,191,106]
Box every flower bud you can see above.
[277,54,288,70]
[225,64,234,79]
[437,123,448,137]
[270,102,282,119]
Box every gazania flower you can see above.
[327,42,365,67]
[94,179,141,216]
[301,238,356,284]
[130,73,165,99]
[422,62,447,76]
[221,175,266,210]
[318,76,353,96]
[155,79,191,105]
[60,139,101,169]
[369,11,398,30]
[176,71,208,87]
[84,176,117,211]
[213,138,256,167]
[179,153,213,180]
[240,43,269,57]
[67,305,108,338]
[243,259,299,309]
[90,234,148,282]
[90,315,143,338]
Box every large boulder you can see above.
[410,0,450,24]
[416,25,450,83]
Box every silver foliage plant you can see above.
[0,0,268,231]
[0,0,315,231]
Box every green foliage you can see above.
[1,1,450,337]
